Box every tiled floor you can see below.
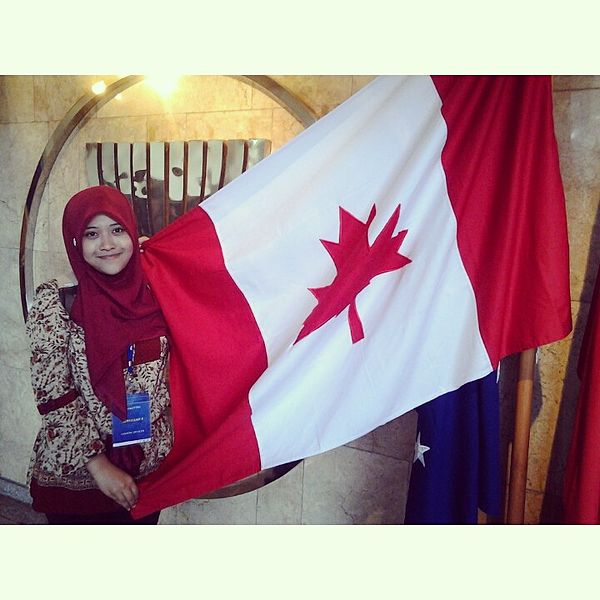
[0,494,46,525]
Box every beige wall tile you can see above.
[271,107,305,152]
[272,76,354,117]
[553,76,600,91]
[553,88,600,191]
[256,462,303,524]
[0,248,38,484]
[0,76,34,123]
[158,491,258,524]
[0,122,49,249]
[249,84,279,110]
[33,75,118,123]
[345,410,417,462]
[0,364,38,483]
[147,114,188,141]
[351,76,377,94]
[0,248,32,368]
[302,446,409,524]
[564,187,600,303]
[186,109,273,141]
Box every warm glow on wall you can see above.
[144,74,181,97]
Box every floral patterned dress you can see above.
[26,280,173,514]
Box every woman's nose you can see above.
[99,232,115,250]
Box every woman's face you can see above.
[82,213,134,275]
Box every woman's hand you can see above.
[86,454,139,511]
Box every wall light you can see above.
[91,80,107,95]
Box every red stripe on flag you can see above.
[133,207,265,517]
[431,76,571,366]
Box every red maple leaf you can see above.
[295,203,411,344]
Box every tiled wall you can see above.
[0,75,596,524]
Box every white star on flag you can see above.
[414,432,430,467]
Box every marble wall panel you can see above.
[272,76,354,118]
[0,122,49,249]
[158,492,258,524]
[33,76,118,123]
[351,76,377,94]
[167,76,253,114]
[249,85,279,110]
[553,88,600,191]
[564,189,600,303]
[0,363,37,483]
[345,411,417,462]
[0,247,38,484]
[302,446,409,524]
[33,249,74,290]
[271,107,305,152]
[147,114,188,142]
[256,462,304,524]
[553,76,600,91]
[45,124,90,257]
[186,109,274,142]
[0,248,32,369]
[0,76,34,124]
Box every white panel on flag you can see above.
[100,143,116,187]
[222,140,245,187]
[85,143,100,186]
[116,142,132,195]
[246,139,271,170]
[186,140,204,209]
[204,140,224,199]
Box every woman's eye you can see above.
[84,231,97,238]
[112,227,124,234]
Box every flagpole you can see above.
[506,348,537,524]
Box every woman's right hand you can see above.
[86,454,139,511]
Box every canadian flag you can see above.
[133,76,571,518]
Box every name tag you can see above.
[112,392,152,447]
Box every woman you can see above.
[26,185,173,524]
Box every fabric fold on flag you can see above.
[132,76,571,518]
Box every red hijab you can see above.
[62,186,167,420]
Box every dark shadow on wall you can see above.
[539,202,600,524]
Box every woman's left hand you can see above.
[86,454,139,511]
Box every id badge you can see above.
[112,391,152,447]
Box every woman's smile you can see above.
[82,213,134,275]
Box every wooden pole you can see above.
[506,348,537,524]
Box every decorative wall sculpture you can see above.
[86,139,271,236]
